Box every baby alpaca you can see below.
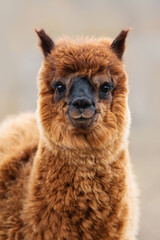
[0,29,139,239]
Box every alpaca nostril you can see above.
[72,97,92,109]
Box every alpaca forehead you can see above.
[52,39,113,63]
[48,38,119,77]
[40,37,125,87]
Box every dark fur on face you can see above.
[51,76,115,130]
[67,77,96,129]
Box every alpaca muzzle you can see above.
[67,77,96,128]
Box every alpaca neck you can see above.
[23,137,127,237]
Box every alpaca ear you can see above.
[110,29,130,59]
[35,28,54,57]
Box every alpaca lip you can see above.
[74,117,91,122]
[77,117,89,121]
[68,114,95,129]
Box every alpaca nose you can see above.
[72,97,92,109]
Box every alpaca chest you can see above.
[34,161,128,240]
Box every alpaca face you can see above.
[36,30,129,150]
[51,75,114,130]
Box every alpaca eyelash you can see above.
[109,78,115,90]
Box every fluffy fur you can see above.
[0,29,139,240]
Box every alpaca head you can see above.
[36,29,130,151]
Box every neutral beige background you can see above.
[0,0,160,239]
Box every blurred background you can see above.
[0,0,160,239]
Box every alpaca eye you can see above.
[100,83,110,95]
[56,82,66,95]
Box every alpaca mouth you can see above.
[68,114,96,129]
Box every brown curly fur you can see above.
[0,29,139,240]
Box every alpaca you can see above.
[0,29,139,240]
